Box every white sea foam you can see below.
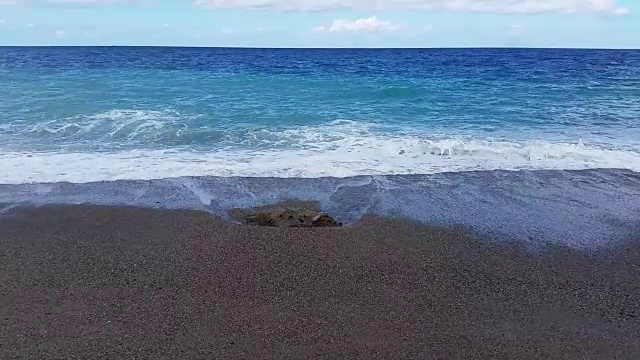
[1,136,639,184]
[24,109,188,141]
[2,110,639,183]
[1,168,639,249]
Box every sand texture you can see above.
[1,205,639,359]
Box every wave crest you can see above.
[0,109,638,183]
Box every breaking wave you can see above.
[0,109,638,183]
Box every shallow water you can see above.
[2,169,639,250]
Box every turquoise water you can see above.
[1,47,639,248]
[1,47,639,182]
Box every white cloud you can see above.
[614,7,630,15]
[0,0,631,16]
[314,17,400,33]
[54,29,66,37]
[193,0,630,15]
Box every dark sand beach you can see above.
[1,205,639,359]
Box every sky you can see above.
[0,0,638,48]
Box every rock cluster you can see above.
[238,207,341,228]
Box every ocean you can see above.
[1,47,639,248]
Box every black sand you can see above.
[1,205,639,359]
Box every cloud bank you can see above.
[194,0,630,15]
[314,17,400,33]
[1,0,631,15]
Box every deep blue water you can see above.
[1,47,639,248]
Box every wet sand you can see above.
[1,205,639,359]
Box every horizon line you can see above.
[1,45,639,50]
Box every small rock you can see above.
[242,207,340,228]
[399,150,406,155]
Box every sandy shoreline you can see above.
[1,205,639,359]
